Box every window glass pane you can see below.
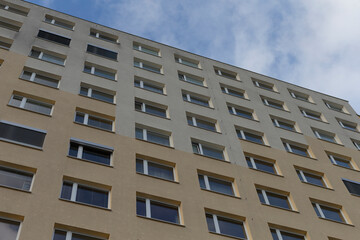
[30,49,41,58]
[304,111,320,120]
[0,167,32,191]
[75,113,85,124]
[93,68,115,80]
[136,198,146,216]
[87,116,112,131]
[145,105,166,118]
[87,45,117,60]
[303,172,324,187]
[190,96,209,107]
[192,143,200,154]
[198,175,206,189]
[150,201,179,224]
[141,46,158,56]
[257,189,265,203]
[33,74,59,88]
[202,146,224,160]
[217,216,245,239]
[72,233,102,240]
[254,159,275,174]
[21,71,32,80]
[289,145,308,157]
[0,122,45,148]
[206,214,216,232]
[68,142,78,157]
[227,89,244,98]
[276,120,295,131]
[143,83,163,94]
[24,99,52,115]
[76,185,108,208]
[142,63,161,73]
[82,145,111,165]
[333,157,351,168]
[60,182,72,200]
[37,30,71,46]
[0,218,20,240]
[281,231,305,240]
[195,119,216,131]
[243,132,263,144]
[266,100,283,109]
[136,159,144,174]
[41,52,64,65]
[343,180,360,196]
[91,89,113,103]
[135,128,143,140]
[83,66,92,74]
[53,230,67,240]
[147,131,170,146]
[270,229,279,240]
[232,108,252,119]
[148,162,174,181]
[267,192,290,209]
[9,95,22,107]
[208,177,233,196]
[317,132,335,142]
[321,206,343,222]
[257,82,273,91]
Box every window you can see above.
[134,59,162,74]
[135,100,167,118]
[312,201,347,223]
[68,138,113,166]
[270,228,305,240]
[134,78,164,94]
[86,44,117,60]
[0,36,12,49]
[214,68,237,80]
[0,166,33,191]
[206,213,247,239]
[178,72,204,86]
[182,92,210,107]
[0,2,29,16]
[84,63,116,80]
[300,108,323,121]
[175,56,199,68]
[0,120,46,149]
[257,188,292,210]
[342,179,360,196]
[90,29,118,43]
[9,93,53,115]
[338,120,357,131]
[253,79,275,91]
[136,197,180,224]
[60,181,109,208]
[37,30,71,46]
[187,115,217,132]
[313,129,337,143]
[289,90,310,102]
[0,17,21,31]
[30,48,66,65]
[136,158,175,181]
[136,127,171,147]
[192,141,224,160]
[246,156,278,175]
[228,105,254,120]
[328,154,354,169]
[296,169,327,188]
[133,42,160,56]
[198,174,234,196]
[75,111,113,131]
[271,118,296,132]
[44,15,74,30]
[262,97,285,110]
[237,129,265,145]
[20,69,60,88]
[352,139,360,150]
[0,218,20,240]
[221,85,245,99]
[53,229,106,240]
[325,101,344,112]
[80,85,115,103]
[283,142,310,157]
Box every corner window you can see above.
[84,63,116,80]
[60,181,109,208]
[221,85,245,99]
[237,129,265,145]
[253,79,275,91]
[135,100,167,118]
[283,141,310,158]
[90,29,118,43]
[133,42,160,56]
[182,92,210,107]
[68,138,113,166]
[192,141,224,160]
[75,111,114,131]
[30,48,66,65]
[37,30,71,46]
[86,44,117,60]
[53,229,106,240]
[44,15,74,30]
[313,129,337,143]
[206,213,247,239]
[246,156,278,175]
[134,78,164,94]
[0,120,46,149]
[9,93,53,115]
[0,218,20,240]
[80,85,115,104]
[296,168,327,188]
[178,72,204,86]
[228,105,254,120]
[214,67,237,80]
[198,174,235,196]
[20,69,60,88]
[257,187,293,210]
[136,158,175,181]
[175,56,199,68]
[312,201,347,223]
[135,127,171,147]
[328,154,355,170]
[136,196,180,224]
[134,59,162,73]
[270,228,305,240]
[187,114,217,132]
[342,179,360,196]
[0,166,33,191]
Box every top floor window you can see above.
[44,15,74,30]
[289,90,311,102]
[214,67,237,80]
[37,30,71,46]
[133,42,160,56]
[324,101,345,113]
[253,79,276,91]
[0,1,29,16]
[90,28,118,43]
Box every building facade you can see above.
[0,1,360,239]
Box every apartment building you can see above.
[0,1,360,239]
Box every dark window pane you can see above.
[148,162,174,181]
[270,229,279,240]
[9,95,22,107]
[30,49,41,58]
[53,230,67,240]
[76,185,108,208]
[91,89,113,103]
[246,157,252,168]
[143,83,163,94]
[135,128,143,140]
[68,142,78,157]
[267,192,290,209]
[257,189,265,204]
[75,113,85,124]
[0,122,45,148]
[343,180,360,196]
[93,68,115,80]
[33,74,59,88]
[87,45,117,60]
[281,231,305,240]
[150,201,179,224]
[190,96,209,107]
[37,30,71,46]
[136,198,146,216]
[145,105,166,118]
[198,175,206,189]
[134,80,141,87]
[217,216,245,239]
[333,157,351,169]
[0,218,20,240]
[0,167,32,191]
[136,159,144,173]
[196,119,216,131]
[208,177,233,196]
[290,145,309,157]
[24,99,52,115]
[147,131,169,146]
[72,233,102,240]
[206,214,216,232]
[234,108,252,119]
[192,143,200,154]
[202,146,223,160]
[254,160,275,174]
[303,172,324,187]
[243,132,263,144]
[82,145,111,165]
[321,206,344,222]
[87,116,112,130]
[227,89,244,98]
[60,182,72,200]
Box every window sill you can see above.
[179,79,207,88]
[286,151,317,160]
[59,198,111,211]
[274,125,302,135]
[133,49,161,58]
[43,21,74,31]
[300,181,333,190]
[188,124,221,134]
[317,216,354,227]
[82,71,117,81]
[183,100,214,109]
[229,113,259,122]
[67,155,113,168]
[36,36,70,47]
[28,56,65,67]
[134,66,163,75]
[136,172,179,184]
[86,52,118,62]
[200,188,241,199]
[261,203,299,213]
[193,153,229,163]
[134,86,166,96]
[209,231,245,240]
[136,215,184,227]
[248,168,283,177]
[239,139,271,148]
[135,138,174,149]
[74,122,115,133]
[89,35,120,45]
[0,138,43,150]
[19,77,59,89]
[0,184,31,193]
[135,109,170,120]
[303,115,329,124]
[78,94,116,105]
[176,62,202,70]
[332,163,360,172]
[7,104,52,117]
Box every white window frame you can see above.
[84,65,116,80]
[53,229,106,240]
[134,60,162,73]
[221,86,244,98]
[271,228,306,240]
[325,102,343,112]
[215,69,237,80]
[178,73,204,86]
[297,169,328,188]
[183,93,209,106]
[199,174,235,196]
[258,189,293,210]
[313,202,347,223]
[75,112,113,131]
[328,154,354,169]
[207,213,248,238]
[246,156,278,174]
[290,91,309,102]
[175,56,199,68]
[9,94,53,115]
[90,29,118,43]
[133,43,159,56]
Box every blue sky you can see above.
[28,0,360,113]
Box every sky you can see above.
[27,0,360,113]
